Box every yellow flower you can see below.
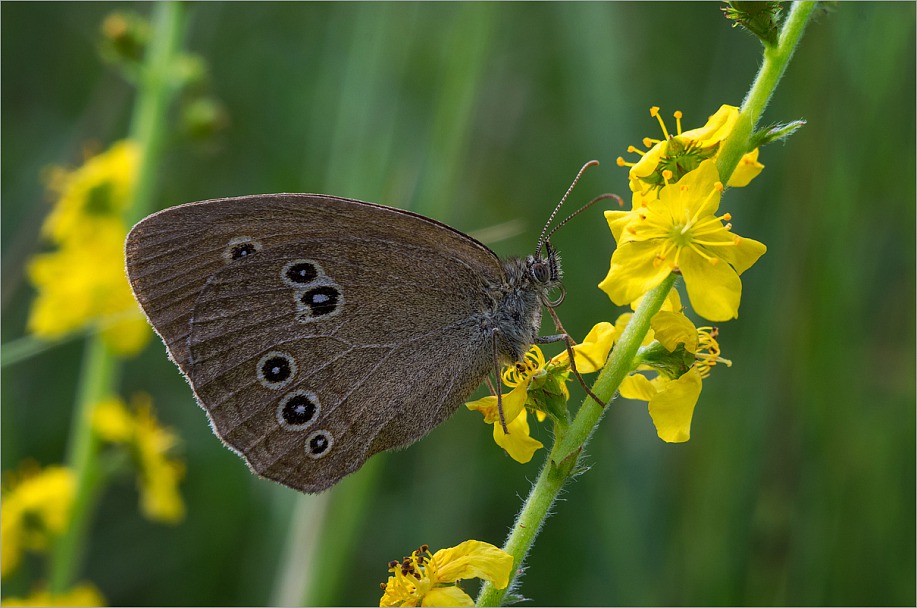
[379,541,512,607]
[42,140,139,244]
[92,396,185,523]
[27,140,150,356]
[619,310,729,443]
[27,223,151,355]
[466,323,615,463]
[598,158,766,321]
[1,465,76,578]
[2,582,105,607]
[618,105,764,195]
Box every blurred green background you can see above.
[2,2,914,606]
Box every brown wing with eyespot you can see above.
[125,194,505,492]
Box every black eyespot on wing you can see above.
[256,351,297,390]
[306,430,333,459]
[232,243,256,259]
[276,390,320,430]
[281,259,324,287]
[223,236,262,263]
[301,286,340,316]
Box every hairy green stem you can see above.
[476,275,676,607]
[48,3,186,592]
[717,1,817,181]
[479,5,817,604]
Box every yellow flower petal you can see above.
[599,240,673,307]
[92,397,134,442]
[647,368,703,443]
[493,410,543,464]
[421,586,474,607]
[465,381,527,428]
[728,147,764,187]
[679,104,739,147]
[650,311,698,353]
[550,322,615,373]
[717,234,768,276]
[1,466,76,578]
[604,209,634,242]
[432,540,513,589]
[678,247,744,321]
[620,373,657,402]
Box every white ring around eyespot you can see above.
[276,389,321,431]
[256,351,297,390]
[280,258,327,289]
[305,430,334,459]
[221,236,263,264]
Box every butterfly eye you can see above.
[530,261,551,284]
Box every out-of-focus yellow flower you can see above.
[1,465,76,578]
[379,541,512,607]
[92,396,185,524]
[42,140,138,244]
[27,140,150,356]
[466,323,614,463]
[27,222,150,355]
[618,105,763,195]
[2,582,105,606]
[599,159,766,321]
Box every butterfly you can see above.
[125,163,605,493]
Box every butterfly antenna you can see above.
[541,192,624,245]
[536,160,600,257]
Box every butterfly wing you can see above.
[125,194,503,493]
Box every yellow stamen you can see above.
[661,169,673,185]
[617,157,633,167]
[674,110,683,135]
[627,145,646,156]
[688,184,724,226]
[695,326,731,378]
[688,242,720,265]
[502,346,545,387]
[650,106,671,139]
[643,137,660,147]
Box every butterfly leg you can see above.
[538,309,607,408]
[491,329,510,433]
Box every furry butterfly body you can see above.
[125,194,561,492]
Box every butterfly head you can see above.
[527,240,564,307]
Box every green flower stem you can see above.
[479,7,819,604]
[716,1,816,182]
[476,275,677,607]
[49,3,186,592]
[556,274,677,464]
[127,1,187,225]
[49,337,118,593]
